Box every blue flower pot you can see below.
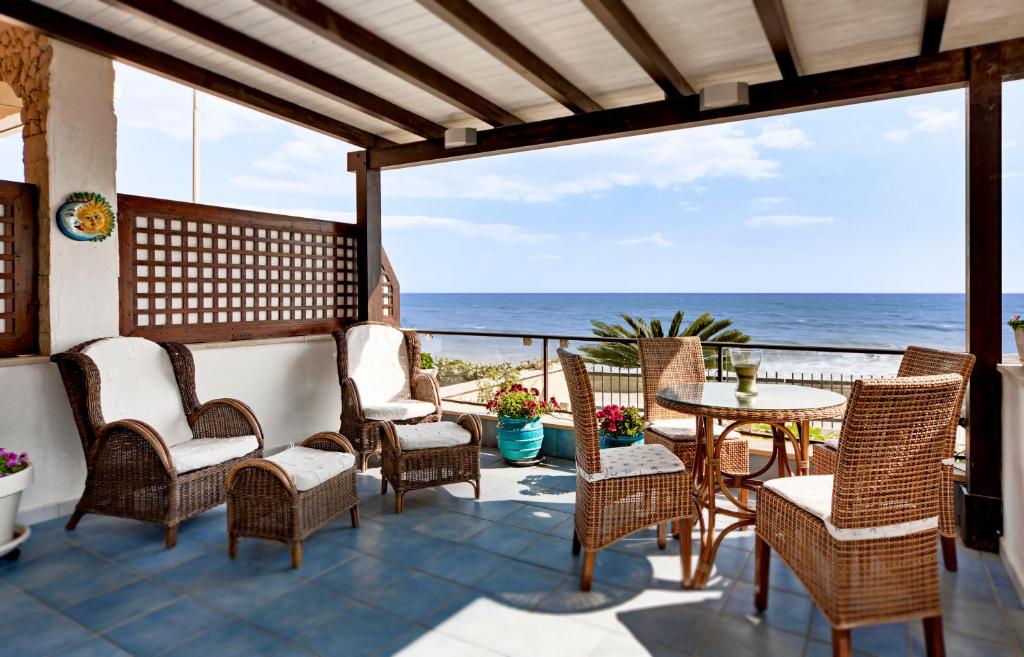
[497,415,544,465]
[600,431,644,449]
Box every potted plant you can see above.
[420,352,438,378]
[597,404,645,448]
[486,384,559,465]
[1011,314,1024,362]
[0,449,31,561]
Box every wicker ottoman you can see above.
[380,415,482,513]
[226,432,359,568]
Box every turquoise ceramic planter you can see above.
[497,415,544,464]
[600,431,644,449]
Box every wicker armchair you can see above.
[558,348,693,591]
[638,337,749,507]
[380,414,481,513]
[755,374,963,657]
[334,322,441,470]
[811,346,974,571]
[51,337,264,548]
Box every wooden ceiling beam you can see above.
[921,0,951,55]
[360,43,1008,169]
[253,0,520,127]
[416,0,602,114]
[0,0,391,147]
[753,0,802,79]
[102,0,443,139]
[581,0,693,97]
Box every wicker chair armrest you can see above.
[411,372,441,407]
[458,414,483,445]
[93,419,175,478]
[226,458,297,500]
[341,378,367,423]
[189,398,264,446]
[301,431,356,454]
[379,421,401,455]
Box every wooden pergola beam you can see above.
[922,0,951,55]
[103,0,443,139]
[0,0,391,148]
[753,0,802,79]
[362,43,993,169]
[581,0,694,97]
[416,0,602,114]
[253,0,521,127]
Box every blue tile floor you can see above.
[2,448,1021,657]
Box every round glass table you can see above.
[656,382,847,588]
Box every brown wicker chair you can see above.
[334,322,441,470]
[638,337,749,497]
[756,374,963,657]
[51,337,264,548]
[379,414,481,513]
[811,346,975,571]
[558,348,694,591]
[227,432,359,569]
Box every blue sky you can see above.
[1,62,1021,294]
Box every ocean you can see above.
[400,293,1024,376]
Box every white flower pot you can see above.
[1016,329,1024,363]
[0,464,33,545]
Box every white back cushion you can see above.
[82,337,194,446]
[346,324,411,405]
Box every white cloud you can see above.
[678,200,701,212]
[616,232,674,247]
[882,129,910,142]
[744,214,836,227]
[754,119,813,149]
[752,196,789,209]
[529,254,563,261]
[908,105,959,133]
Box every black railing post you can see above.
[716,346,724,381]
[542,338,549,403]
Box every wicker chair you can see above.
[755,374,963,657]
[811,346,975,571]
[333,322,442,470]
[51,337,264,548]
[379,414,481,513]
[638,337,749,498]
[558,348,694,591]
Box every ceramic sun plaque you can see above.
[56,192,115,242]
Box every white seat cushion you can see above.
[347,324,412,406]
[265,446,355,491]
[763,475,938,541]
[823,437,840,450]
[169,436,259,474]
[363,400,437,421]
[580,443,684,482]
[394,421,472,451]
[83,337,194,446]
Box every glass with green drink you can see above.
[727,348,762,397]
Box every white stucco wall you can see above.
[44,42,118,352]
[1000,364,1024,600]
[5,337,341,521]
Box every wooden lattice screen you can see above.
[0,180,37,357]
[118,195,362,342]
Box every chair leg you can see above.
[381,476,388,494]
[754,535,770,611]
[940,536,958,572]
[165,525,178,549]
[572,528,581,556]
[580,550,596,591]
[681,516,693,586]
[474,479,481,500]
[657,523,667,550]
[228,534,238,560]
[361,453,370,472]
[831,629,852,657]
[291,541,303,569]
[350,506,360,527]
[671,519,680,539]
[923,616,945,657]
[395,492,404,514]
[65,509,85,531]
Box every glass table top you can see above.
[656,382,847,412]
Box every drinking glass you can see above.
[727,348,762,397]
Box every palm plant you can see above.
[579,310,750,368]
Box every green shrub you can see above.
[420,352,435,370]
